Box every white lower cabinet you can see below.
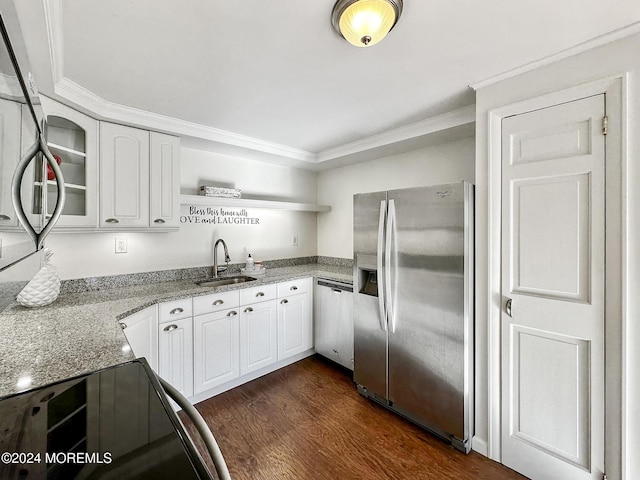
[158,316,193,399]
[277,278,313,361]
[127,277,315,404]
[120,305,158,372]
[240,299,278,375]
[193,308,240,394]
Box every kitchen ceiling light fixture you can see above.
[331,0,403,47]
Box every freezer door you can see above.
[353,190,388,400]
[386,182,472,442]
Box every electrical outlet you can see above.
[292,234,298,246]
[115,237,127,254]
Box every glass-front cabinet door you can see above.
[34,96,98,228]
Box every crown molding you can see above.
[470,21,640,90]
[42,0,64,84]
[52,77,317,163]
[316,105,475,163]
[52,77,476,169]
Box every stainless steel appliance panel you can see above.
[314,278,354,370]
[353,190,387,399]
[352,182,474,453]
[386,183,470,440]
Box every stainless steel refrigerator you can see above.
[353,181,474,453]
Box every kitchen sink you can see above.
[195,275,257,287]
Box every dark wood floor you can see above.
[181,356,527,480]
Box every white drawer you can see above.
[277,277,310,297]
[158,298,192,323]
[193,289,240,316]
[239,283,277,305]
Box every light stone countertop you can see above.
[0,264,352,398]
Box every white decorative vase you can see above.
[17,249,61,308]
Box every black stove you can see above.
[0,360,212,480]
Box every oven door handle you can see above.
[158,376,231,480]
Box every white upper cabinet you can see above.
[100,123,180,230]
[0,98,22,228]
[100,122,150,228]
[149,132,180,228]
[39,96,98,227]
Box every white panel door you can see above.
[193,308,240,394]
[158,316,193,398]
[99,122,149,227]
[277,293,312,360]
[501,95,605,479]
[149,132,180,228]
[240,299,277,375]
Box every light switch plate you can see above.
[115,237,127,254]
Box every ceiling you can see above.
[16,0,640,167]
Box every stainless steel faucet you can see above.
[213,238,230,278]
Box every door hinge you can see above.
[602,116,608,135]
[603,474,608,480]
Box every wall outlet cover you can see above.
[115,237,127,254]
[292,234,298,246]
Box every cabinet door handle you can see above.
[213,299,224,306]
[0,214,11,220]
[163,324,179,332]
[331,288,343,294]
[505,298,513,318]
[227,310,238,317]
[119,322,127,329]
[255,292,265,297]
[169,307,184,315]
[105,218,119,224]
[153,218,165,224]
[290,286,298,291]
[244,307,253,313]
[280,299,288,304]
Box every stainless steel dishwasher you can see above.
[314,278,354,370]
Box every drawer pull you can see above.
[153,218,166,224]
[163,324,179,332]
[119,322,127,329]
[280,299,289,304]
[255,292,265,297]
[244,307,253,313]
[290,286,298,291]
[105,218,119,224]
[227,310,238,317]
[0,214,10,220]
[213,299,224,306]
[331,288,343,294]
[169,307,184,315]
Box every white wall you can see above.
[46,147,318,279]
[316,137,475,259]
[474,31,640,478]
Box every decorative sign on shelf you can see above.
[180,206,261,225]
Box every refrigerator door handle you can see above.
[376,199,388,331]
[386,199,397,332]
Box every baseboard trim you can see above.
[472,435,488,457]
[188,349,315,405]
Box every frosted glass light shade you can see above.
[332,0,403,47]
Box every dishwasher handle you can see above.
[316,279,353,293]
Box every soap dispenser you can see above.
[246,254,254,270]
